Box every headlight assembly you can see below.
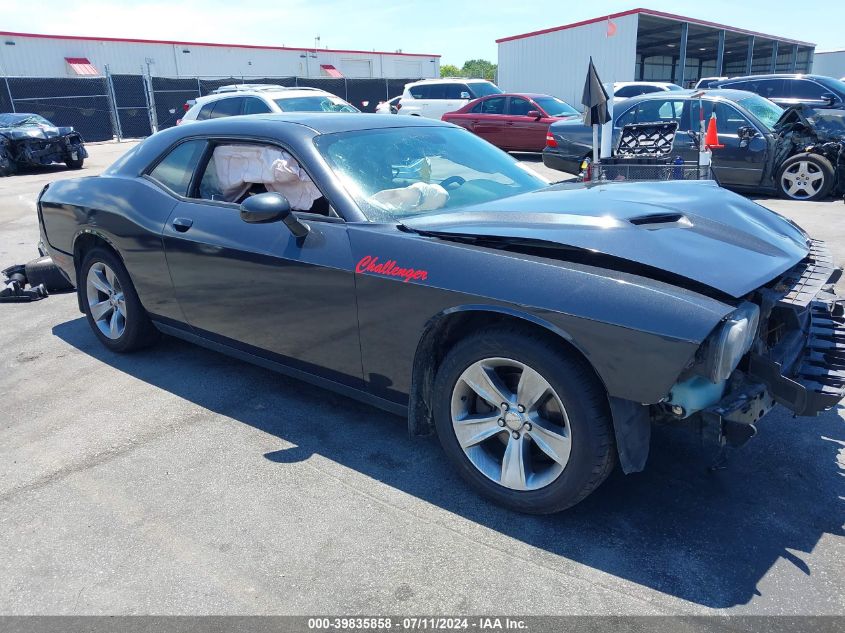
[704,302,760,383]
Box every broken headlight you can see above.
[703,302,760,383]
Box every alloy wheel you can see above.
[781,161,825,199]
[450,357,572,491]
[86,262,126,340]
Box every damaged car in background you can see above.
[0,113,87,176]
[36,114,845,513]
[544,90,845,201]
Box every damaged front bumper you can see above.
[701,241,844,447]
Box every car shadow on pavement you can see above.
[54,318,845,609]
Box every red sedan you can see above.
[442,93,581,152]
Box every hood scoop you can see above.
[628,212,691,229]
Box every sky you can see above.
[2,0,844,65]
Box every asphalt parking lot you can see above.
[0,142,843,615]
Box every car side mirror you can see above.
[527,110,543,119]
[736,125,758,140]
[820,93,839,106]
[240,192,309,238]
[459,91,471,100]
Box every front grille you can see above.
[774,240,837,308]
[798,303,845,411]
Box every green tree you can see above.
[461,59,497,81]
[440,64,462,78]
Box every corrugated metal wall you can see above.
[813,51,845,79]
[0,34,440,79]
[497,13,639,108]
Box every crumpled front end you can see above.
[668,241,843,450]
[0,126,87,172]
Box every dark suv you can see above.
[713,74,845,108]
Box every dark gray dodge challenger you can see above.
[37,113,845,513]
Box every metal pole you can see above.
[196,76,202,98]
[3,75,14,113]
[716,30,725,76]
[745,36,754,75]
[141,65,158,134]
[677,22,688,87]
[104,64,123,141]
[790,44,798,72]
[770,41,778,73]
[807,47,815,73]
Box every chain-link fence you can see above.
[1,74,422,142]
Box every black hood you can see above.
[0,124,74,141]
[403,180,810,298]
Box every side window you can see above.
[508,97,532,116]
[445,84,470,99]
[713,102,751,134]
[480,96,506,114]
[424,83,447,99]
[243,97,272,115]
[148,140,206,196]
[789,80,827,100]
[615,86,637,98]
[409,84,430,99]
[209,97,244,118]
[635,99,684,123]
[755,79,785,99]
[688,100,752,135]
[615,104,637,128]
[195,143,328,214]
[196,103,215,121]
[470,100,484,113]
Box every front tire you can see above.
[79,248,158,352]
[433,327,615,514]
[777,153,833,201]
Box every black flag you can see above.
[581,57,610,126]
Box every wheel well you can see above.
[72,233,120,312]
[408,309,605,437]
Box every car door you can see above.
[159,138,364,388]
[688,99,769,187]
[471,96,508,147]
[502,96,548,151]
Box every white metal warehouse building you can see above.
[497,8,815,107]
[814,49,845,80]
[0,30,441,79]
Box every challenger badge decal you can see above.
[356,256,428,283]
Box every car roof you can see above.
[623,88,760,103]
[717,74,830,82]
[194,88,334,105]
[204,112,448,134]
[406,78,493,85]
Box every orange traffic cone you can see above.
[704,113,724,149]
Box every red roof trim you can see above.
[495,8,815,47]
[0,30,441,58]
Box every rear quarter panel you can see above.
[39,175,184,321]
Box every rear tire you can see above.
[432,326,615,514]
[79,247,159,353]
[777,153,834,201]
[65,157,84,170]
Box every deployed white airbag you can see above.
[368,182,449,213]
[211,144,322,210]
